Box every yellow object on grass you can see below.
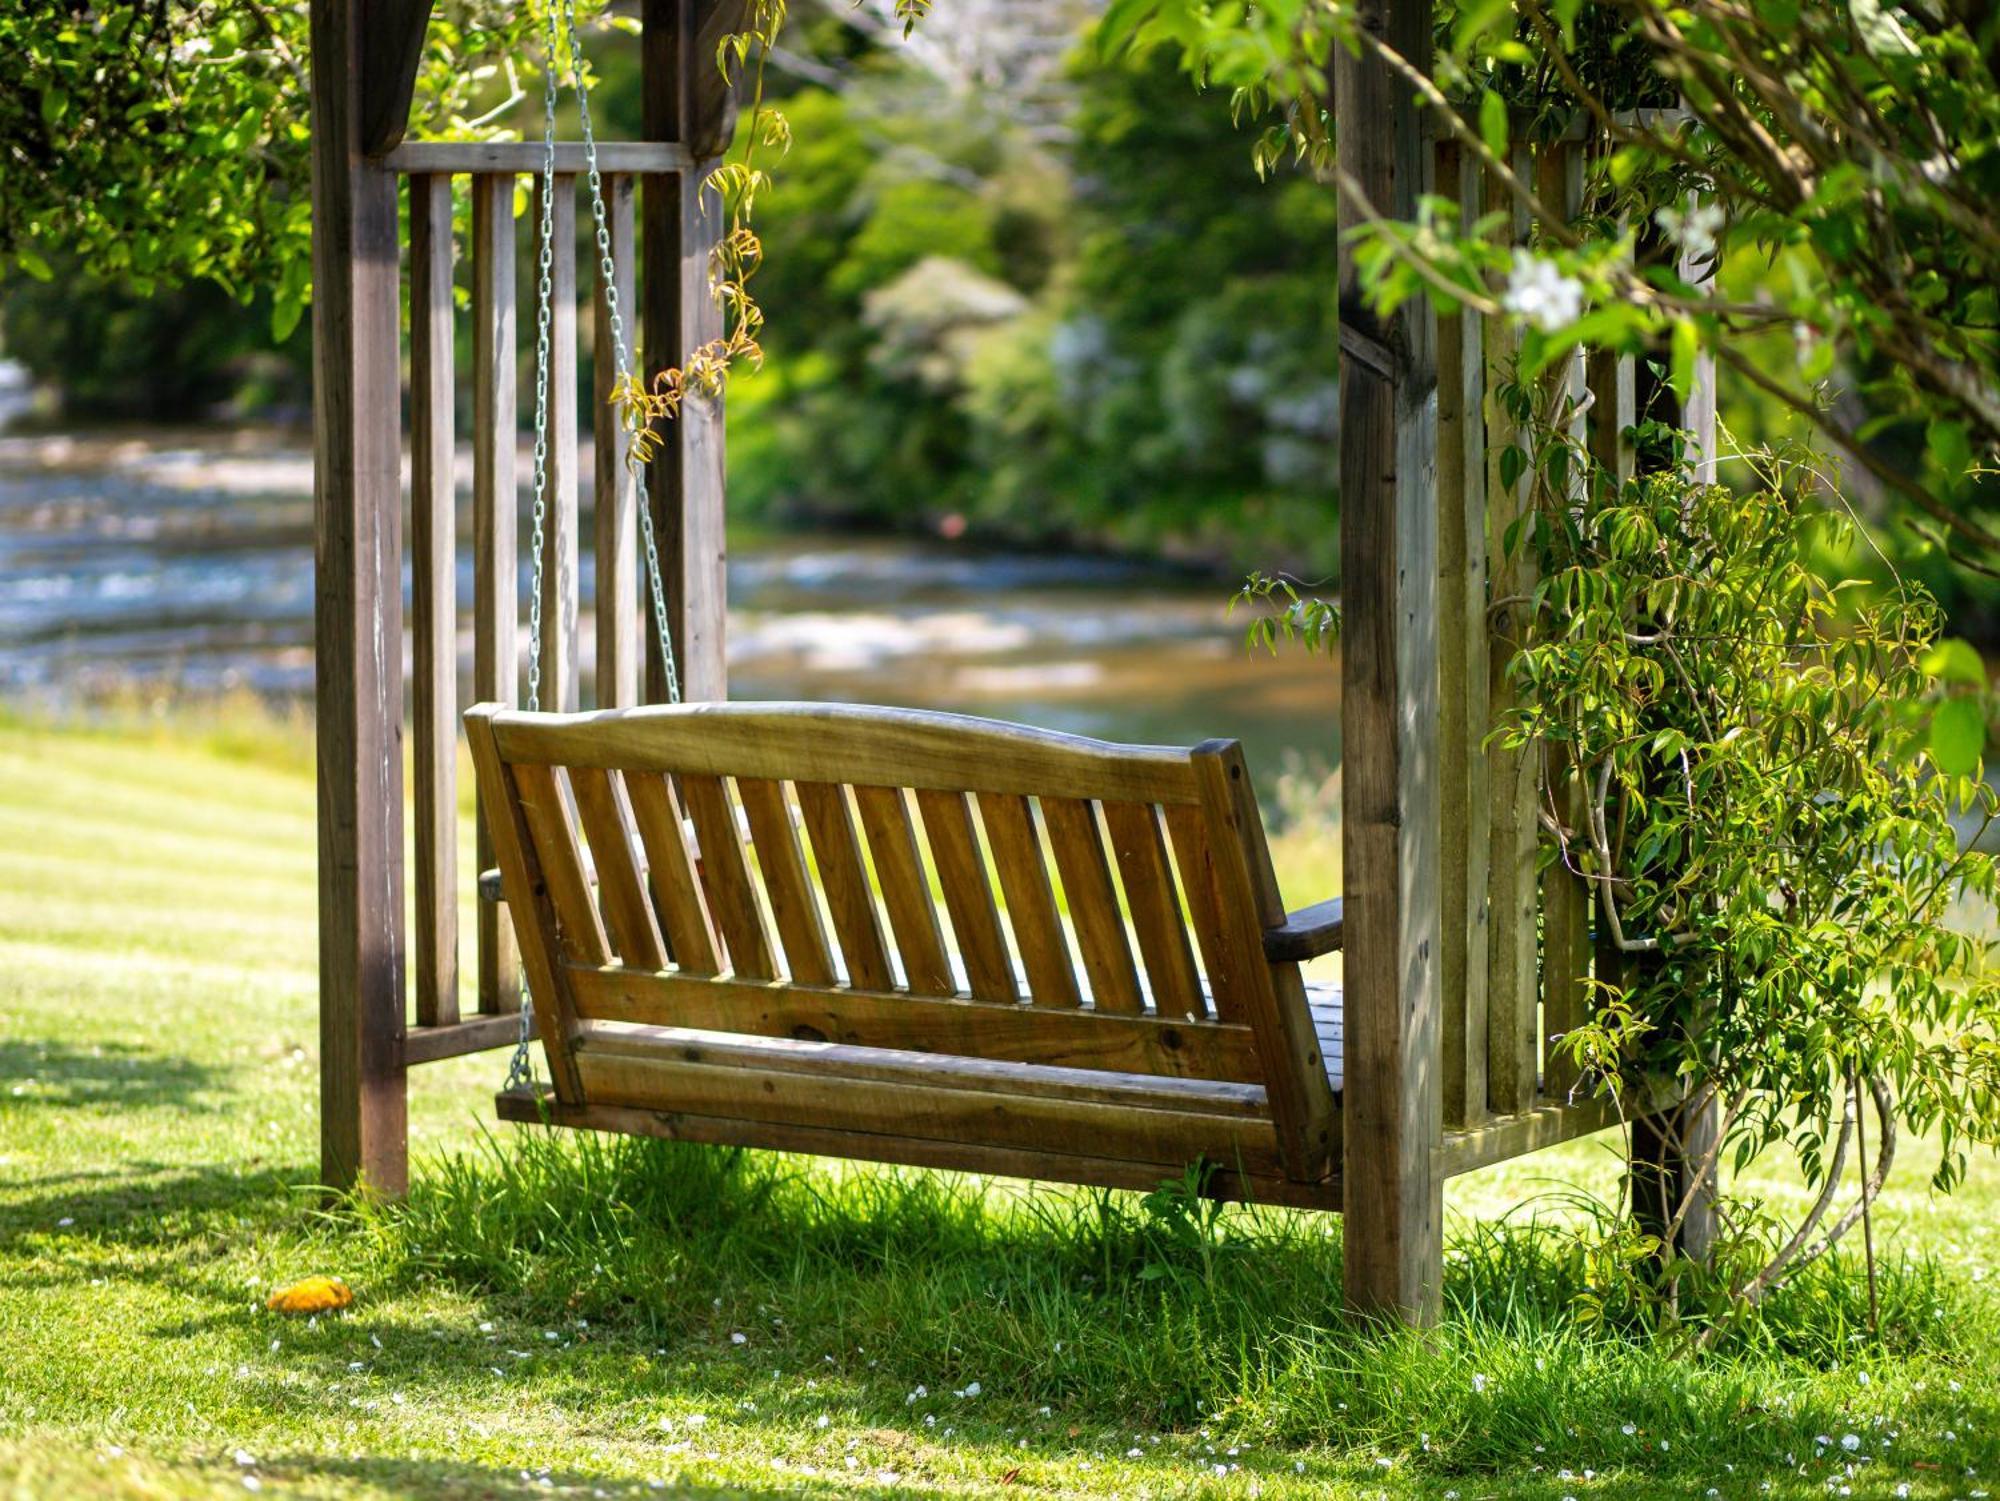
[265,1276,353,1314]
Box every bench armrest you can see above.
[1262,896,1344,962]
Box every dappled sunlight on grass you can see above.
[2,713,1996,1498]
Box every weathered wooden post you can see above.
[313,0,738,1193]
[1336,0,1445,1321]
[311,0,421,1196]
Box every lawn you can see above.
[1,708,1995,1499]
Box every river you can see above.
[0,427,1340,797]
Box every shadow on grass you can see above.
[0,1037,228,1112]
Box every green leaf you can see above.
[1499,443,1527,491]
[1927,418,1973,480]
[14,250,54,282]
[1479,91,1508,158]
[1922,638,1987,688]
[1669,317,1698,402]
[1930,696,1986,778]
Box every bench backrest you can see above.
[465,701,1335,1178]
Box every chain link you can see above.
[507,1,685,1096]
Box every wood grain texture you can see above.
[1162,803,1241,1021]
[1103,801,1205,1019]
[1435,139,1491,1127]
[680,775,775,979]
[977,794,1079,1008]
[498,1089,1345,1210]
[409,172,459,1029]
[357,0,434,154]
[796,782,896,991]
[1336,0,1445,1320]
[593,173,641,710]
[464,707,584,1100]
[471,171,519,1018]
[1483,145,1542,1118]
[624,772,720,974]
[1190,743,1338,1183]
[567,966,1261,1079]
[534,173,581,714]
[1042,799,1144,1013]
[386,141,691,174]
[514,763,612,967]
[570,766,668,970]
[915,788,1018,1002]
[854,784,955,995]
[313,0,409,1193]
[491,702,1200,804]
[738,778,837,985]
[1262,897,1345,963]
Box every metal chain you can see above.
[560,0,683,708]
[507,1,686,1095]
[504,2,566,1099]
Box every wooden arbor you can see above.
[309,0,1711,1323]
[310,0,740,1194]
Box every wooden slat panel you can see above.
[409,172,459,1029]
[1484,144,1541,1118]
[512,763,611,966]
[738,778,837,985]
[914,788,1017,1003]
[1190,744,1337,1183]
[1435,139,1491,1127]
[572,1044,1285,1177]
[795,782,896,992]
[490,702,1200,805]
[976,794,1079,1008]
[679,775,775,980]
[853,784,956,995]
[386,140,693,174]
[464,709,584,1101]
[1163,803,1242,1022]
[568,966,1261,1080]
[1102,801,1205,1019]
[1541,746,1591,1101]
[534,172,581,714]
[570,766,668,970]
[472,170,520,1017]
[1042,799,1144,1014]
[501,1090,1343,1210]
[593,173,641,709]
[625,772,720,975]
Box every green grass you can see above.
[2,708,1997,1498]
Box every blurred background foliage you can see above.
[3,0,1992,622]
[0,2,1342,576]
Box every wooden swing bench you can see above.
[467,701,1352,1207]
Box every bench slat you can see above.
[1103,801,1207,1020]
[568,965,1262,1079]
[570,766,668,970]
[514,763,611,966]
[739,777,837,985]
[625,773,720,975]
[1043,798,1144,1014]
[977,793,1079,1008]
[916,788,1018,1003]
[1162,803,1241,1022]
[796,782,896,992]
[681,775,776,980]
[853,784,955,995]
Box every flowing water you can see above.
[0,427,1340,793]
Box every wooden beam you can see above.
[384,141,692,175]
[312,0,409,1195]
[643,0,729,703]
[358,0,434,156]
[1335,0,1444,1323]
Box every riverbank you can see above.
[2,710,1996,1499]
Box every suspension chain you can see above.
[506,2,685,1097]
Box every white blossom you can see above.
[1502,251,1585,332]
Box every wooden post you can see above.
[594,174,642,708]
[640,0,739,704]
[1336,0,1444,1322]
[1435,139,1490,1129]
[311,0,433,1194]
